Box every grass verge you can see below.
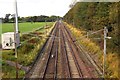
[2,22,55,78]
[65,22,119,78]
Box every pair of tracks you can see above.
[25,21,101,79]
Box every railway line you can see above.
[24,21,102,79]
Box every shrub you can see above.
[18,43,34,54]
[27,38,40,44]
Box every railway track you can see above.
[63,23,103,76]
[24,21,102,79]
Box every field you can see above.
[0,22,53,43]
[1,22,53,34]
[1,22,54,78]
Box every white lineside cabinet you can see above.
[2,32,20,49]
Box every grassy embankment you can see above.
[65,22,119,78]
[2,22,54,78]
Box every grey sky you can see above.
[0,0,72,18]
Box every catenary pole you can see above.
[103,27,107,78]
[14,0,19,78]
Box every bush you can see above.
[28,38,40,44]
[20,34,33,41]
[19,43,34,54]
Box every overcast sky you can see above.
[0,0,72,18]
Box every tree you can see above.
[33,16,37,22]
[63,2,119,53]
[4,14,11,23]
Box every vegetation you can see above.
[0,22,53,44]
[65,22,119,78]
[64,2,119,78]
[1,15,61,23]
[2,22,55,78]
[64,2,119,54]
[1,22,53,34]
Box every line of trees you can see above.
[64,2,119,53]
[1,14,61,23]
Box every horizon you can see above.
[1,14,63,19]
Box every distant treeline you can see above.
[1,14,62,23]
[64,2,119,53]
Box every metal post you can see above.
[14,27,18,79]
[14,0,19,78]
[15,0,18,33]
[103,27,107,78]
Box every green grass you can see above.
[2,22,54,78]
[1,22,53,34]
[0,22,53,43]
[2,63,25,78]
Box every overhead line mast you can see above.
[14,0,20,78]
[15,0,19,33]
